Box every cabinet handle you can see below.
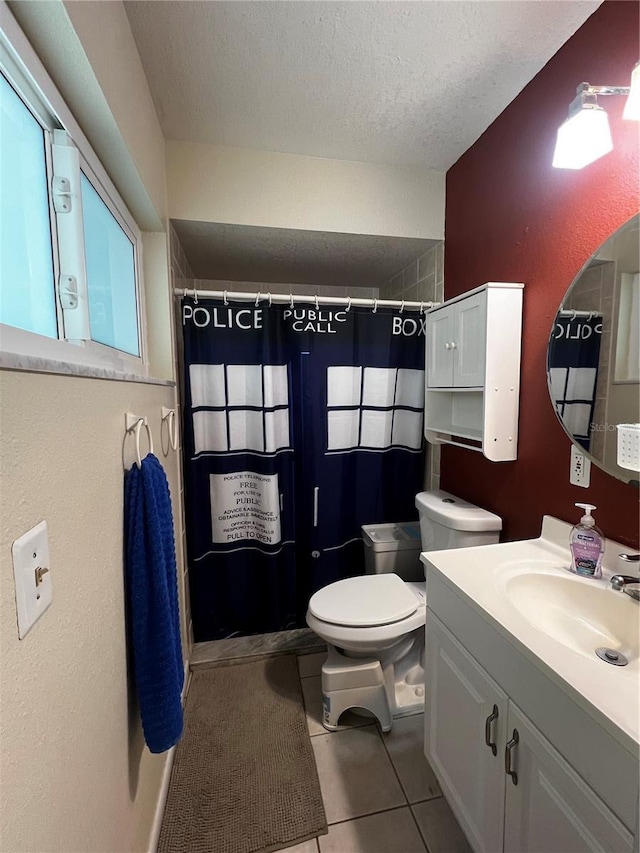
[484,704,498,756]
[505,729,519,785]
[444,342,451,350]
[450,341,457,349]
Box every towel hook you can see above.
[372,298,378,314]
[255,291,261,307]
[161,406,178,452]
[346,296,351,312]
[125,413,153,469]
[223,290,229,306]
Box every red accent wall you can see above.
[442,1,639,549]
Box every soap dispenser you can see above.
[569,503,604,579]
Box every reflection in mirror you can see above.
[547,214,639,485]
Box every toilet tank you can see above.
[415,490,502,552]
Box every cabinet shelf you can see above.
[424,282,523,462]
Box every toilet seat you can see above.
[307,577,426,648]
[308,574,419,627]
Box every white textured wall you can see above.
[0,5,185,852]
[166,141,445,240]
[0,374,186,853]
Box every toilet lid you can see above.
[308,574,419,627]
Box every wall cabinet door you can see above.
[503,702,634,853]
[426,293,487,389]
[427,307,454,387]
[425,614,507,853]
[453,291,486,387]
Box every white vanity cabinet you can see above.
[424,282,523,461]
[426,613,507,853]
[425,613,636,853]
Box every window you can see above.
[326,366,425,451]
[81,174,139,356]
[0,73,57,338]
[0,20,145,374]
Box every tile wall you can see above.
[191,279,380,301]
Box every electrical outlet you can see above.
[570,445,591,488]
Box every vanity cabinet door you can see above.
[425,613,508,853]
[426,307,454,387]
[503,702,634,853]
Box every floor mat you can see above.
[158,655,328,853]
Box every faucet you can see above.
[610,554,640,598]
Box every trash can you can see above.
[361,522,423,581]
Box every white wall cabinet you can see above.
[427,290,487,388]
[424,282,523,461]
[425,614,635,853]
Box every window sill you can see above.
[0,351,175,386]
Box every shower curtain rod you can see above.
[558,309,603,318]
[175,287,438,312]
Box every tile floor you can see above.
[275,650,472,853]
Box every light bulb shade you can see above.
[623,62,640,120]
[552,105,613,169]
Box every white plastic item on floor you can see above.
[320,646,392,733]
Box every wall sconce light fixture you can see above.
[552,62,640,169]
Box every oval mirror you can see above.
[547,213,639,486]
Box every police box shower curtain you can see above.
[182,297,426,641]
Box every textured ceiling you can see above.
[172,220,436,286]
[125,0,600,170]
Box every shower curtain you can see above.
[548,313,602,451]
[182,297,425,641]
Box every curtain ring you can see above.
[255,291,261,307]
[346,296,351,312]
[193,287,198,305]
[571,310,577,321]
[268,292,272,308]
[588,311,594,321]
[399,299,405,314]
[315,294,319,310]
[420,302,425,315]
[183,287,187,300]
[134,418,153,469]
[223,290,229,306]
[290,293,295,309]
[372,298,378,313]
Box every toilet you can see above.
[306,489,502,732]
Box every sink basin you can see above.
[504,572,640,661]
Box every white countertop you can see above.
[421,516,640,754]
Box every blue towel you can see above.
[124,453,184,753]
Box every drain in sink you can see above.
[595,647,629,666]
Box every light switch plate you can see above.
[12,521,52,639]
[570,445,591,488]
